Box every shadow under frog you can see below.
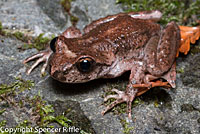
[48,71,130,96]
[49,70,172,111]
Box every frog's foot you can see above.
[178,25,200,56]
[134,61,176,93]
[102,88,138,118]
[23,49,52,75]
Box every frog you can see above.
[23,10,200,118]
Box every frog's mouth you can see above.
[49,66,97,84]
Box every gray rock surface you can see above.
[0,0,199,134]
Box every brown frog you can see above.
[24,10,197,118]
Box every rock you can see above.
[0,0,199,134]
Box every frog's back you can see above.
[88,15,160,48]
[68,15,161,57]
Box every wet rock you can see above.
[0,0,199,134]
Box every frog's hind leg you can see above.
[145,21,180,77]
[177,25,200,56]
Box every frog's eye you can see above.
[50,37,58,52]
[76,57,95,72]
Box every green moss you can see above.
[0,109,6,115]
[13,31,24,40]
[20,34,54,51]
[0,23,53,51]
[0,77,34,96]
[0,21,2,32]
[0,21,6,35]
[103,82,143,115]
[154,98,159,108]
[60,0,74,12]
[177,67,184,73]
[70,15,79,26]
[0,120,6,127]
[32,33,52,50]
[116,0,200,26]
[120,119,134,134]
[60,0,79,26]
[32,97,72,128]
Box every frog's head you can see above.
[48,36,115,83]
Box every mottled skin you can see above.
[24,10,180,118]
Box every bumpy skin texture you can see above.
[24,10,181,118]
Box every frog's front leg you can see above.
[23,26,82,75]
[102,64,145,118]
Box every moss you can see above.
[0,109,6,115]
[0,81,91,133]
[32,33,52,51]
[60,0,79,26]
[0,23,54,51]
[177,67,184,74]
[120,119,134,134]
[0,21,2,32]
[60,0,74,12]
[13,31,24,40]
[29,95,72,128]
[20,33,54,51]
[70,15,79,26]
[20,96,90,133]
[103,81,143,115]
[116,0,200,26]
[0,77,34,96]
[0,120,6,127]
[0,21,6,35]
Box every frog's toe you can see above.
[102,88,137,118]
[101,98,124,116]
[24,50,52,75]
[178,25,200,55]
[23,52,44,64]
[26,57,45,75]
